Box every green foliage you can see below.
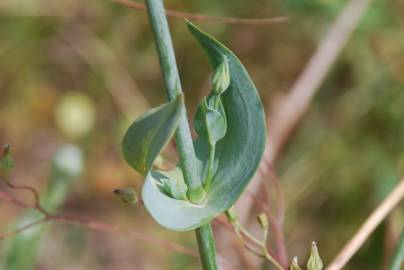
[121,20,266,231]
[122,95,184,175]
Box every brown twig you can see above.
[0,176,246,261]
[0,218,48,240]
[115,0,288,25]
[326,179,404,270]
[0,178,198,257]
[1,175,50,215]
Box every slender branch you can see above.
[1,175,50,215]
[0,218,48,240]
[326,179,404,270]
[0,187,197,257]
[115,0,288,25]
[196,224,218,270]
[226,210,285,270]
[143,1,217,269]
[145,0,204,202]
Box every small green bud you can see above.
[290,257,302,270]
[187,186,206,204]
[114,188,138,204]
[0,144,15,174]
[212,57,230,95]
[307,242,323,270]
[257,212,269,229]
[225,208,238,223]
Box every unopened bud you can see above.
[257,212,269,229]
[0,144,15,174]
[290,257,302,270]
[114,188,138,204]
[307,242,323,270]
[212,57,230,95]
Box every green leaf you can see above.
[122,95,184,175]
[142,21,266,231]
[194,97,227,145]
[153,167,188,200]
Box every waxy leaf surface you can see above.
[142,21,266,231]
[122,95,183,175]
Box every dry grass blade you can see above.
[326,179,404,270]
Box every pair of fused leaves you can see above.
[122,21,266,231]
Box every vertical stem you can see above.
[144,1,218,269]
[389,229,404,270]
[145,0,205,204]
[196,224,218,270]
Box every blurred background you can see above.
[0,0,403,269]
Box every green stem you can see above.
[204,143,215,191]
[389,229,404,270]
[144,1,217,269]
[145,0,205,204]
[195,224,218,270]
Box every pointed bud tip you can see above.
[290,256,302,270]
[307,241,323,270]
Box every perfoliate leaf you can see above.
[122,95,183,175]
[114,188,138,204]
[142,21,266,231]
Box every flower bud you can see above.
[257,212,269,229]
[212,57,230,95]
[114,188,138,204]
[225,208,237,223]
[0,144,15,174]
[290,257,302,270]
[307,242,323,270]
